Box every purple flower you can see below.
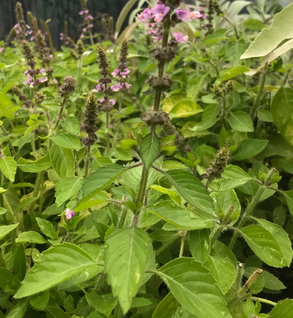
[173,32,188,43]
[137,8,152,23]
[111,82,122,92]
[65,209,75,220]
[109,99,116,105]
[109,123,113,128]
[112,69,119,77]
[125,82,131,88]
[190,11,204,19]
[39,68,46,76]
[79,10,84,15]
[0,47,4,52]
[38,77,48,83]
[87,15,93,20]
[151,4,170,22]
[174,9,190,22]
[80,34,85,39]
[120,69,130,78]
[99,97,105,103]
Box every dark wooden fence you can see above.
[0,0,129,48]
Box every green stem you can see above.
[31,132,36,153]
[117,207,128,229]
[105,111,110,153]
[249,297,276,307]
[89,30,94,46]
[28,171,45,215]
[223,16,239,39]
[155,235,180,257]
[210,205,235,245]
[135,166,149,215]
[179,231,187,257]
[251,63,268,118]
[83,143,91,179]
[53,98,66,132]
[1,125,16,157]
[229,168,276,250]
[219,96,229,131]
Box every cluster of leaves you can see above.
[1,0,293,317]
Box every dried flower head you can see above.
[81,92,98,146]
[58,76,77,97]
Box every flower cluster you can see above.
[23,68,48,87]
[79,0,94,39]
[60,21,75,47]
[15,2,30,39]
[58,76,77,98]
[102,16,114,41]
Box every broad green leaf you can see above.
[140,133,160,169]
[269,299,293,318]
[241,3,293,59]
[255,218,292,267]
[115,0,138,36]
[228,111,254,132]
[189,229,211,263]
[105,227,150,314]
[271,87,293,145]
[17,155,51,172]
[150,185,181,204]
[257,109,273,122]
[169,100,203,120]
[231,139,268,161]
[15,231,47,244]
[74,189,109,212]
[166,170,214,214]
[0,267,14,288]
[55,177,83,206]
[0,223,19,240]
[206,256,236,295]
[225,39,246,65]
[81,164,126,197]
[156,258,232,318]
[14,243,95,298]
[210,190,240,226]
[187,75,207,100]
[219,165,253,191]
[152,293,179,318]
[283,190,293,216]
[49,145,75,178]
[0,156,17,182]
[217,66,249,84]
[0,92,13,116]
[212,241,238,267]
[147,201,214,230]
[5,299,28,318]
[36,217,57,239]
[45,299,71,318]
[30,291,50,310]
[51,133,81,150]
[240,225,285,268]
[86,293,117,317]
[163,94,186,113]
[52,65,69,77]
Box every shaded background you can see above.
[0,0,129,48]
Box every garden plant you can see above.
[1,0,293,317]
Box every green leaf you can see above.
[257,109,273,122]
[189,229,211,263]
[228,111,254,132]
[30,291,50,310]
[231,139,268,160]
[206,256,236,294]
[217,66,249,84]
[115,0,138,36]
[13,245,26,281]
[169,100,203,120]
[152,293,179,318]
[17,155,51,172]
[15,231,47,244]
[74,189,109,212]
[211,190,240,226]
[50,145,75,178]
[187,75,207,100]
[86,293,117,317]
[240,225,285,268]
[36,217,57,239]
[140,133,160,169]
[241,3,293,59]
[156,258,232,318]
[283,190,293,216]
[55,177,83,206]
[0,156,17,182]
[255,218,293,267]
[51,133,82,150]
[14,243,95,298]
[105,227,150,314]
[148,201,214,230]
[219,165,253,191]
[0,223,19,240]
[166,170,214,214]
[45,299,71,318]
[225,39,246,66]
[0,92,13,116]
[271,87,293,145]
[0,267,14,288]
[52,65,69,77]
[5,299,28,318]
[81,164,126,197]
[269,299,293,318]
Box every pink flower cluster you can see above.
[23,68,48,88]
[60,33,69,45]
[173,32,188,43]
[65,209,75,220]
[99,97,116,105]
[174,6,205,22]
[79,9,94,39]
[0,47,4,53]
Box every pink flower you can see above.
[24,70,29,75]
[173,32,188,43]
[190,11,203,19]
[83,28,87,32]
[120,69,130,78]
[0,47,4,52]
[89,24,93,28]
[80,34,85,39]
[109,99,116,105]
[79,10,84,15]
[125,82,131,88]
[38,77,48,83]
[109,123,113,128]
[174,9,190,22]
[39,68,46,76]
[112,69,119,77]
[99,97,105,103]
[65,209,75,220]
[138,8,152,23]
[151,4,170,23]
[111,82,122,92]
[84,9,89,14]
[87,15,93,20]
